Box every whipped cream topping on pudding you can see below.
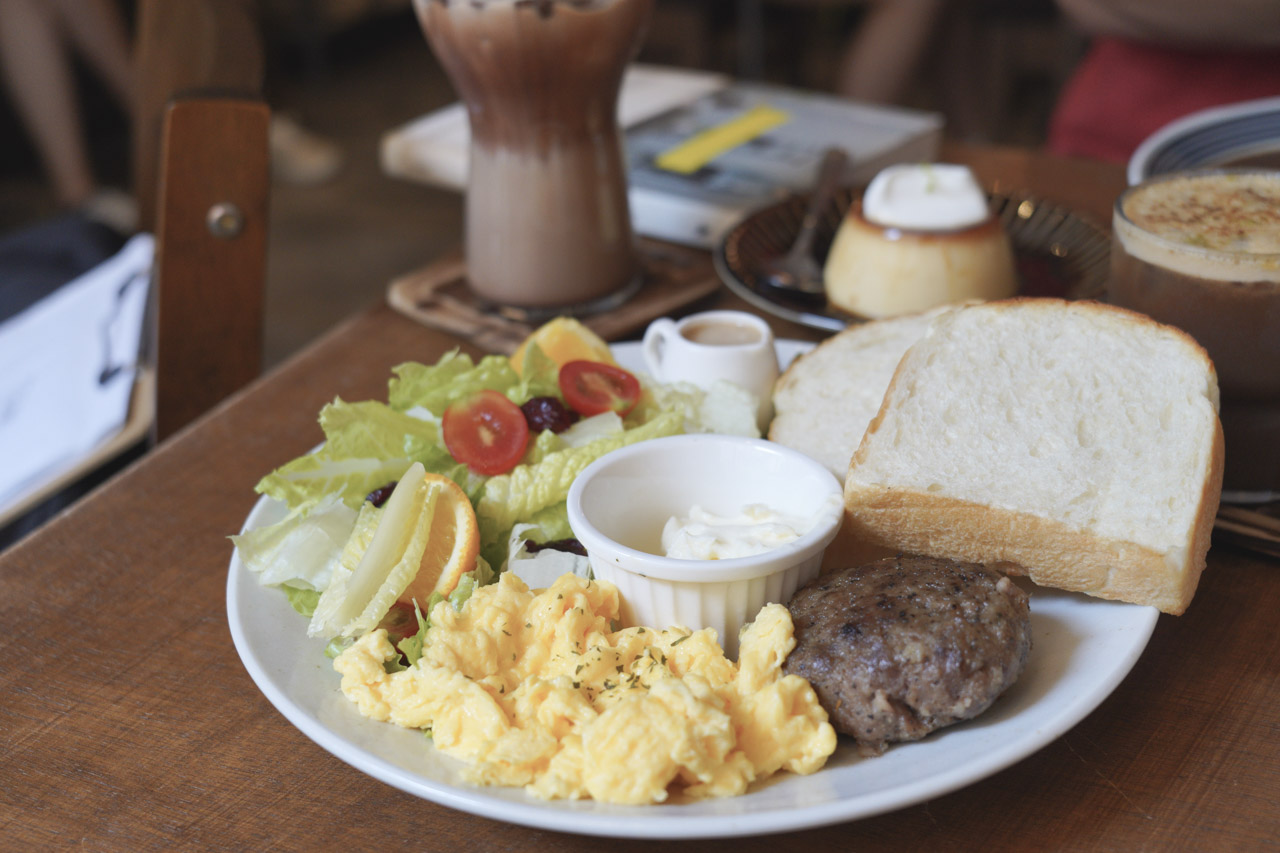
[862,164,990,231]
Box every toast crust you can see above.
[842,417,1223,614]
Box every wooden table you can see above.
[3,147,1277,850]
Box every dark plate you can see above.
[713,188,1111,333]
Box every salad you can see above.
[231,319,760,657]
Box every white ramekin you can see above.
[566,434,843,657]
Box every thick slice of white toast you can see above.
[842,299,1223,613]
[770,305,961,479]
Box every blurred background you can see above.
[0,0,1080,368]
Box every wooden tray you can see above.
[386,239,722,354]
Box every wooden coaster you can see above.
[386,239,722,354]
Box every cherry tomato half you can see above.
[558,360,641,417]
[442,389,530,475]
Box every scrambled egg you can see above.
[333,573,837,805]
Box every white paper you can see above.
[0,233,153,514]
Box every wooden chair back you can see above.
[133,0,264,232]
[133,0,269,440]
[152,96,269,440]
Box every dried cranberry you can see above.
[525,537,587,556]
[365,481,397,507]
[520,396,579,434]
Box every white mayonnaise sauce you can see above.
[862,163,989,231]
[661,504,815,560]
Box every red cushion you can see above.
[1048,37,1280,163]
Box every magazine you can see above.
[380,67,942,247]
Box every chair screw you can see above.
[207,203,245,239]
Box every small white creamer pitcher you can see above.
[642,310,779,431]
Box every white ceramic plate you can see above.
[227,340,1158,839]
[1128,96,1280,185]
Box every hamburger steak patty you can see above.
[784,555,1032,754]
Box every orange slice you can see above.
[511,316,616,377]
[397,473,480,607]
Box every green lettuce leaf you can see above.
[476,410,684,562]
[522,428,566,466]
[256,454,415,515]
[388,352,520,415]
[520,502,575,544]
[450,556,494,606]
[318,399,453,462]
[519,411,626,468]
[506,520,592,590]
[255,399,462,512]
[324,636,353,659]
[283,585,322,617]
[388,345,563,417]
[311,500,382,611]
[482,501,573,571]
[509,343,561,402]
[396,601,431,667]
[230,494,357,592]
[633,377,761,438]
[558,411,624,448]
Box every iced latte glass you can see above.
[413,0,652,310]
[1110,169,1280,501]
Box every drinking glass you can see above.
[413,0,653,311]
[1109,169,1280,501]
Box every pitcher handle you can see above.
[642,318,676,379]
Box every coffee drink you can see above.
[681,320,762,346]
[414,0,652,309]
[1110,169,1280,499]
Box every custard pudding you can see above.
[823,164,1017,318]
